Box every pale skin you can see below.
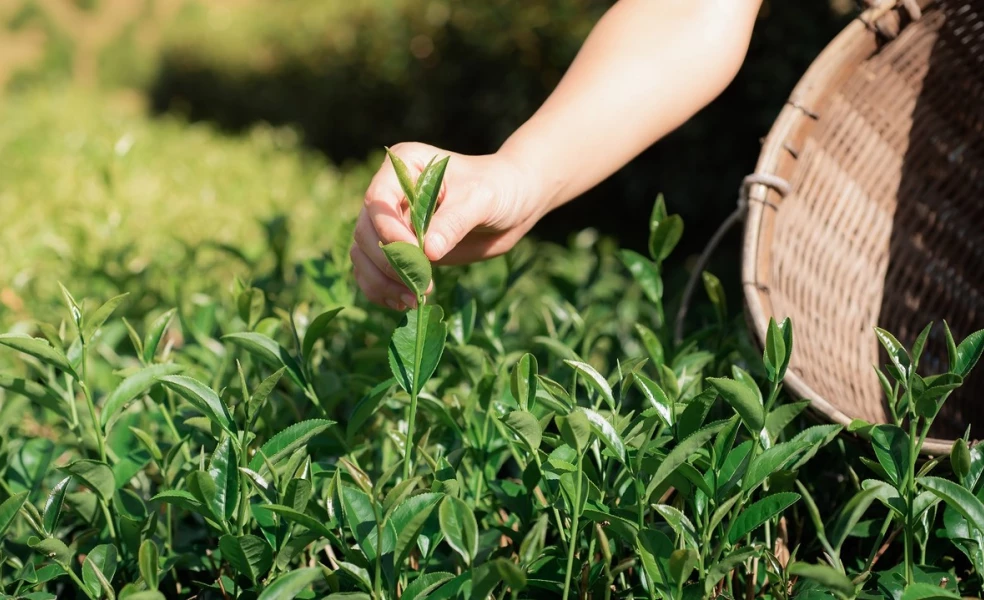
[352,0,764,310]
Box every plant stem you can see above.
[99,500,119,544]
[237,434,250,536]
[79,343,107,463]
[403,297,426,482]
[65,565,99,600]
[562,455,584,600]
[904,414,918,586]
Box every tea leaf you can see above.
[533,336,580,362]
[440,496,478,566]
[257,567,324,600]
[510,353,538,412]
[82,544,118,600]
[160,375,237,437]
[0,334,77,378]
[139,540,160,590]
[708,377,764,435]
[61,460,115,502]
[102,363,183,427]
[582,408,626,463]
[787,562,855,596]
[918,476,984,537]
[871,425,910,490]
[339,486,396,567]
[953,329,984,378]
[647,420,728,502]
[143,309,176,363]
[249,419,335,473]
[402,572,454,600]
[250,367,287,424]
[381,241,432,298]
[829,488,880,552]
[238,287,266,329]
[565,360,615,410]
[763,317,787,383]
[152,489,203,513]
[388,306,447,395]
[634,373,672,427]
[0,491,28,538]
[502,411,542,453]
[30,537,72,566]
[386,148,417,208]
[263,505,335,540]
[899,582,961,599]
[0,375,70,420]
[702,272,726,323]
[223,332,306,388]
[347,378,395,441]
[874,328,911,382]
[187,470,222,524]
[651,504,698,547]
[619,250,663,306]
[412,156,449,239]
[744,438,810,492]
[557,410,592,454]
[636,528,673,588]
[220,534,273,585]
[393,492,443,569]
[82,293,128,343]
[129,427,163,463]
[910,322,933,369]
[669,548,698,587]
[42,477,70,534]
[635,324,665,368]
[728,492,800,543]
[209,436,239,521]
[302,307,343,359]
[649,215,684,262]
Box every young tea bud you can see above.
[951,438,972,480]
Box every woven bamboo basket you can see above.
[741,0,984,456]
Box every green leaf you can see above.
[874,327,911,381]
[139,540,160,590]
[900,582,961,600]
[42,477,69,534]
[0,491,28,538]
[619,250,663,306]
[557,410,592,454]
[510,353,538,412]
[159,375,237,436]
[0,334,77,378]
[702,272,727,323]
[388,306,447,395]
[101,364,183,427]
[565,360,615,410]
[220,534,273,585]
[635,324,665,368]
[871,425,910,490]
[646,420,728,502]
[765,401,809,439]
[143,309,176,363]
[381,242,432,298]
[581,408,626,463]
[249,367,286,425]
[347,379,394,441]
[728,492,800,543]
[187,471,221,524]
[634,373,672,427]
[763,318,787,383]
[669,548,698,587]
[302,308,343,359]
[502,411,541,453]
[262,505,335,539]
[30,537,72,566]
[238,287,266,329]
[257,568,324,600]
[402,572,454,600]
[829,487,881,552]
[223,332,306,388]
[411,156,449,239]
[788,563,855,597]
[0,374,70,420]
[393,492,443,569]
[703,548,758,595]
[386,148,417,207]
[61,460,115,502]
[439,496,478,566]
[708,377,764,434]
[83,294,128,342]
[129,427,163,463]
[953,329,984,377]
[743,439,809,493]
[651,504,698,548]
[533,336,580,362]
[82,544,118,600]
[339,486,396,563]
[123,593,166,600]
[649,214,684,261]
[151,489,203,513]
[248,419,335,473]
[209,436,239,521]
[636,528,673,587]
[918,476,984,537]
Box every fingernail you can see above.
[385,298,400,311]
[427,233,446,259]
[401,294,416,308]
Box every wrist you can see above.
[495,137,565,220]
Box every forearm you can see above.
[498,0,762,213]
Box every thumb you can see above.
[424,188,491,262]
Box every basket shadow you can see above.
[877,0,984,441]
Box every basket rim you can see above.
[740,0,952,456]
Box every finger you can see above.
[424,185,492,262]
[353,209,406,283]
[350,243,415,310]
[435,229,525,266]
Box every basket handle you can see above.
[673,174,789,345]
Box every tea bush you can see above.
[0,152,982,599]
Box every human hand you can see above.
[351,142,544,310]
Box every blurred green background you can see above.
[0,0,853,321]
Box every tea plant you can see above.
[0,170,982,600]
